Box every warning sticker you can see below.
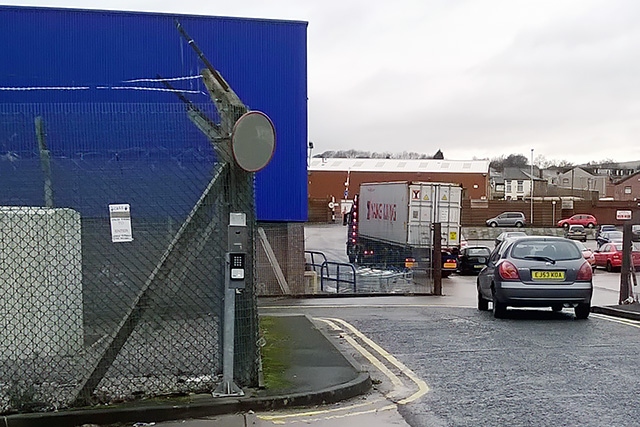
[109,204,133,243]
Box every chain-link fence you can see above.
[0,102,259,413]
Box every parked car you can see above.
[494,231,527,246]
[486,212,526,228]
[441,249,459,278]
[574,241,596,270]
[477,236,592,319]
[593,242,640,272]
[633,225,640,242]
[557,214,598,229]
[564,224,587,242]
[596,230,623,248]
[596,224,617,239]
[457,246,492,275]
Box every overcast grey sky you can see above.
[4,0,640,165]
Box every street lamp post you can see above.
[530,149,534,226]
[307,141,314,167]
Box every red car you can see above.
[557,214,598,229]
[593,242,640,272]
[575,242,596,270]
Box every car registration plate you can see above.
[443,262,457,269]
[531,271,565,280]
[474,264,484,269]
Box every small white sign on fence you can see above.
[616,210,632,220]
[109,203,133,242]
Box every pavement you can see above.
[1,314,371,427]
[3,302,640,427]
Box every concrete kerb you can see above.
[1,315,371,427]
[591,305,640,321]
[1,375,372,427]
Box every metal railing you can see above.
[320,261,357,293]
[305,250,327,274]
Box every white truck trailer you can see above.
[346,181,463,276]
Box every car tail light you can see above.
[405,258,415,268]
[498,261,520,280]
[576,261,593,281]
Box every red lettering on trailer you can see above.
[366,200,397,222]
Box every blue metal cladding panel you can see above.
[0,6,308,221]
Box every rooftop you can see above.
[308,158,490,173]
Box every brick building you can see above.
[308,158,490,220]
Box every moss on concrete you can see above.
[259,316,293,391]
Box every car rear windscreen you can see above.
[468,248,491,256]
[510,240,582,261]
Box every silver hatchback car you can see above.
[477,236,593,319]
[485,211,526,228]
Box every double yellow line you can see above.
[258,316,430,424]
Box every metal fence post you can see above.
[433,223,442,295]
[214,213,247,397]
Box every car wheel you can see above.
[563,223,569,229]
[551,304,563,312]
[587,223,595,228]
[575,303,590,319]
[477,290,489,311]
[606,261,613,272]
[515,222,523,228]
[492,290,507,318]
[490,222,497,227]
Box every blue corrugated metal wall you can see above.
[0,6,308,221]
